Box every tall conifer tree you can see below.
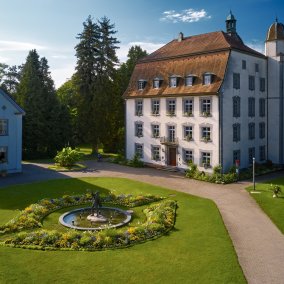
[17,50,70,158]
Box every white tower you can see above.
[265,19,284,164]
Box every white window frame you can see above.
[135,100,143,116]
[0,146,8,163]
[134,143,143,159]
[200,98,211,116]
[0,119,8,136]
[152,124,160,138]
[151,99,160,116]
[182,148,193,164]
[167,99,176,116]
[185,76,194,86]
[138,80,146,90]
[201,126,211,142]
[201,151,211,168]
[183,125,193,141]
[169,77,177,88]
[183,98,193,116]
[203,74,212,85]
[135,122,143,137]
[151,145,161,161]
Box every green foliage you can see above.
[54,147,82,167]
[247,179,284,234]
[186,163,238,184]
[16,50,72,159]
[1,193,175,251]
[127,154,144,168]
[269,184,282,197]
[213,165,222,174]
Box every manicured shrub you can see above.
[127,154,144,168]
[54,147,82,167]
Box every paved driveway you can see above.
[1,161,284,284]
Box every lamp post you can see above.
[253,157,255,191]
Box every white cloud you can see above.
[246,41,265,54]
[50,64,75,88]
[0,40,47,52]
[160,8,211,23]
[117,41,164,63]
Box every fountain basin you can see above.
[59,207,132,231]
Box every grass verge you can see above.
[246,177,284,234]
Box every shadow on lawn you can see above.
[0,166,111,211]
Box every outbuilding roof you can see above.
[0,88,25,115]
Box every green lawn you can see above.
[0,178,246,284]
[247,177,284,233]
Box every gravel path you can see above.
[1,161,284,284]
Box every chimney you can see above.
[178,32,184,42]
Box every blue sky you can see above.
[0,0,283,87]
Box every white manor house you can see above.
[123,12,284,173]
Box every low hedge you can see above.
[2,199,177,251]
[0,193,164,234]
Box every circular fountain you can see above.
[59,191,132,231]
[59,206,132,231]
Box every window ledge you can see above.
[200,112,212,117]
[166,113,176,117]
[183,113,193,117]
[201,138,212,143]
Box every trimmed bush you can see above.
[54,147,82,167]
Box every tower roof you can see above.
[226,11,236,21]
[266,20,284,41]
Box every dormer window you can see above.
[153,77,162,89]
[169,75,180,88]
[185,75,196,86]
[203,73,214,85]
[138,79,147,90]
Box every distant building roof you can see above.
[266,20,284,41]
[0,88,25,115]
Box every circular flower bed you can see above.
[0,192,177,251]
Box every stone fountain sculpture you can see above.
[87,191,107,222]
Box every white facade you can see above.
[265,38,284,165]
[0,89,25,173]
[126,95,219,172]
[221,51,267,171]
[125,17,284,173]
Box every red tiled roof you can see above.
[123,31,265,99]
[123,51,230,98]
[139,31,265,63]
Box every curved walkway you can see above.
[1,161,284,284]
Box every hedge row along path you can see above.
[1,161,284,284]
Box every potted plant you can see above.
[202,136,211,142]
[186,135,192,141]
[184,111,192,117]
